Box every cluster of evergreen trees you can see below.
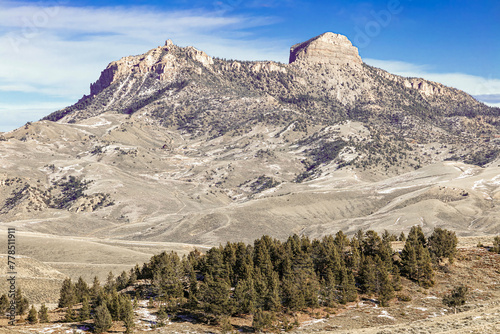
[46,226,459,332]
[57,275,135,333]
[129,226,454,328]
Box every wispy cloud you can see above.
[364,58,500,106]
[0,2,286,98]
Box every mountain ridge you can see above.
[0,32,498,246]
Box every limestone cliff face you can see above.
[90,40,213,96]
[289,32,362,66]
[45,32,497,140]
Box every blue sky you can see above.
[1,0,499,132]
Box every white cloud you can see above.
[0,2,287,99]
[364,58,500,106]
[0,101,70,132]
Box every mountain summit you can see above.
[289,32,362,66]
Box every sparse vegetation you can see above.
[443,285,469,313]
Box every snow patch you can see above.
[378,310,395,320]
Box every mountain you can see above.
[1,32,499,246]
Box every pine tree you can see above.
[234,278,255,314]
[15,288,29,315]
[123,297,135,333]
[58,278,75,308]
[376,263,394,307]
[347,238,361,270]
[493,236,500,253]
[156,307,168,327]
[187,267,199,308]
[64,306,76,323]
[252,309,275,333]
[359,256,376,295]
[417,243,434,288]
[265,271,281,311]
[443,285,468,314]
[75,276,89,303]
[391,266,403,291]
[401,241,418,280]
[27,305,38,324]
[91,276,102,299]
[0,294,9,314]
[116,271,129,291]
[428,228,458,263]
[199,275,232,315]
[105,271,115,292]
[128,268,137,286]
[38,303,49,323]
[399,232,406,242]
[338,267,357,304]
[94,303,113,334]
[79,296,91,321]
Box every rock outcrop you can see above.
[90,40,213,96]
[289,32,362,66]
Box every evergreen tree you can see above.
[58,278,75,308]
[27,305,38,324]
[156,307,168,327]
[0,294,9,314]
[252,309,275,333]
[116,271,129,291]
[253,269,269,310]
[428,228,458,263]
[79,296,91,321]
[151,252,183,300]
[493,236,500,253]
[123,298,135,334]
[443,285,468,314]
[75,276,89,303]
[391,266,403,291]
[234,242,253,282]
[347,238,361,270]
[265,271,281,311]
[399,232,406,242]
[199,275,232,315]
[38,303,49,323]
[15,288,29,315]
[187,267,199,308]
[91,276,102,299]
[334,231,349,253]
[94,303,113,334]
[375,259,394,307]
[108,290,120,321]
[253,237,273,279]
[401,226,434,287]
[417,243,435,288]
[64,306,76,323]
[401,240,418,279]
[128,268,138,286]
[338,267,357,304]
[105,271,115,292]
[234,278,255,314]
[359,256,376,295]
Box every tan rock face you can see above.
[90,40,213,96]
[289,32,362,66]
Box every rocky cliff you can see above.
[289,32,363,66]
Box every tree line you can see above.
[2,226,476,333]
[128,226,456,329]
